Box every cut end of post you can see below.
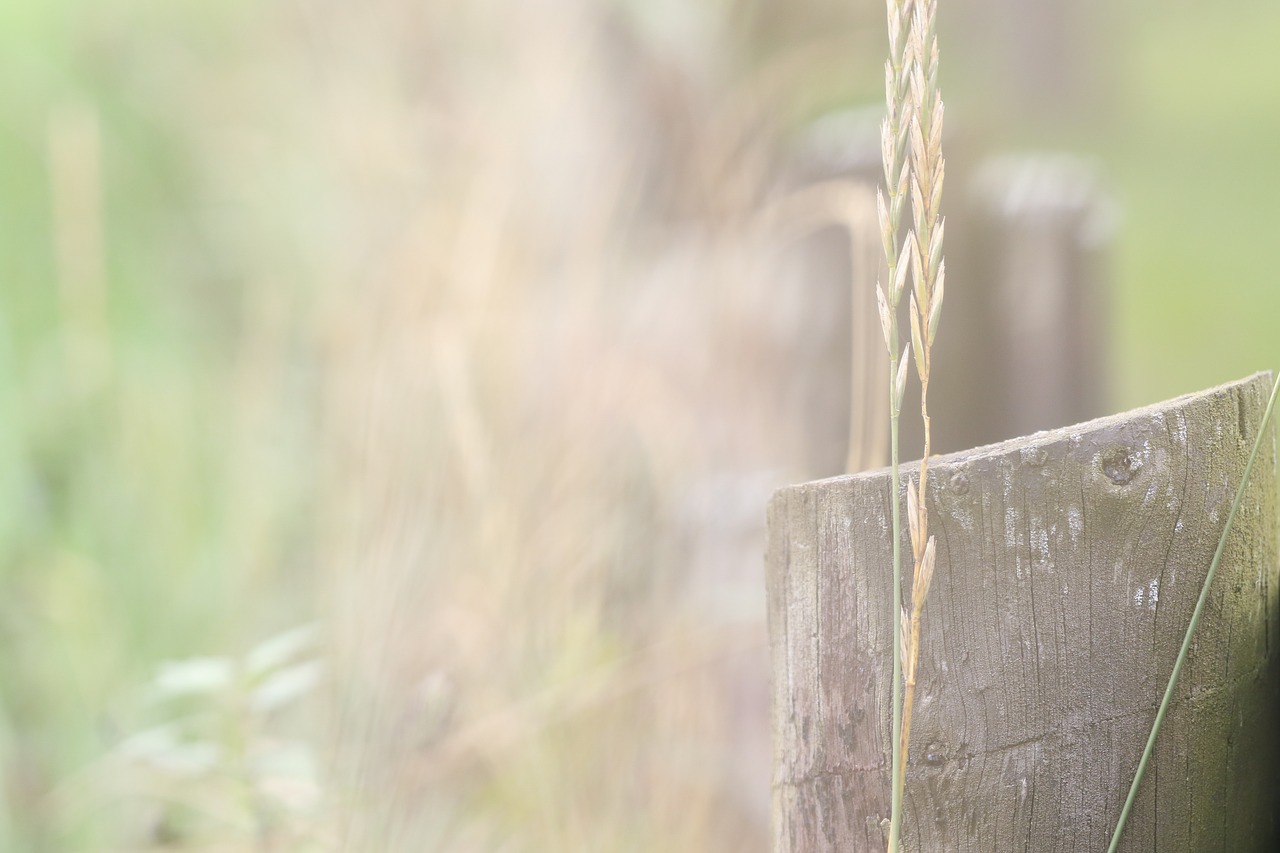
[766,373,1280,852]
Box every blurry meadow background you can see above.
[2,0,1279,850]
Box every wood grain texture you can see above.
[766,373,1280,851]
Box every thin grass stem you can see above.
[888,361,903,851]
[879,3,915,849]
[889,1,945,849]
[1106,375,1280,852]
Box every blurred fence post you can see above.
[765,373,1280,850]
[969,155,1112,443]
[788,114,1113,477]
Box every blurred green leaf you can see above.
[250,661,322,715]
[150,657,235,698]
[246,623,317,679]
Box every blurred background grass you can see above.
[1,0,1278,850]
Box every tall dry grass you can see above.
[34,1,892,851]
[875,0,947,847]
[898,0,947,794]
[302,21,788,853]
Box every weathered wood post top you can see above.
[766,373,1280,851]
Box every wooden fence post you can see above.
[766,373,1280,851]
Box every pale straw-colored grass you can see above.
[21,2,897,849]
[875,0,917,848]
[878,0,947,848]
[897,0,947,819]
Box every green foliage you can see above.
[1107,1,1280,405]
[96,625,326,849]
[0,4,315,849]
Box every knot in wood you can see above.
[1100,446,1143,485]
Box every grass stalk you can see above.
[896,0,946,809]
[875,1,916,849]
[1106,375,1280,852]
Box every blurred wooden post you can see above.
[789,115,1112,476]
[969,155,1111,442]
[766,373,1280,850]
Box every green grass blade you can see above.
[1106,374,1280,852]
[887,348,904,853]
